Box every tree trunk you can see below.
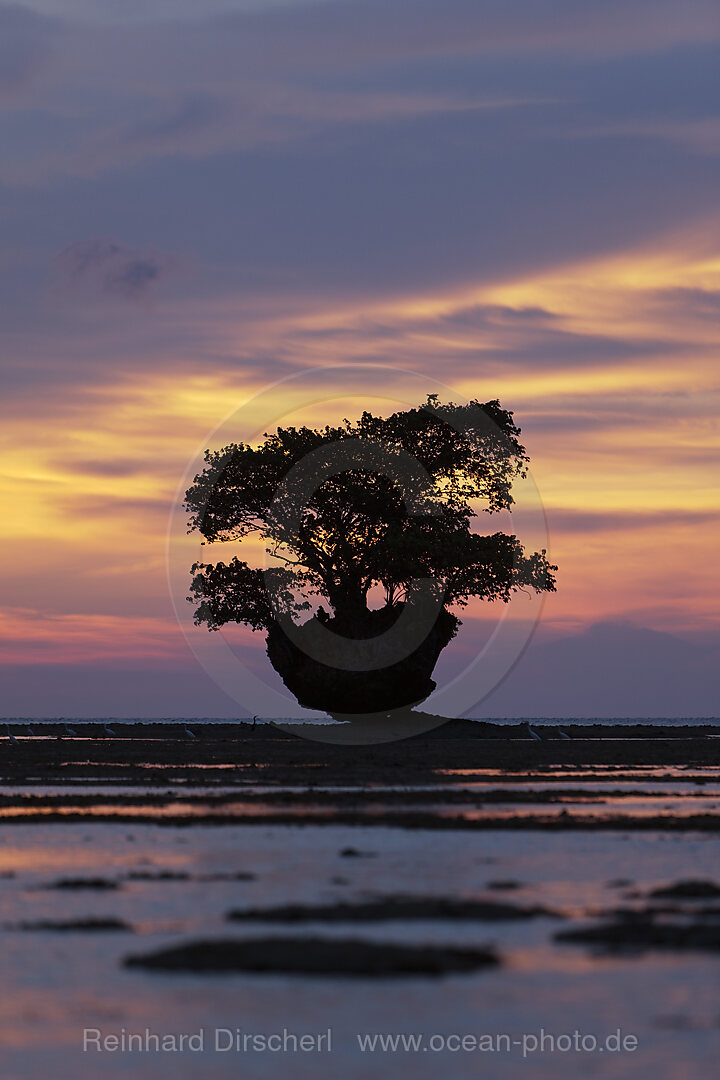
[326,583,368,626]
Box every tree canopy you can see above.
[185,397,556,642]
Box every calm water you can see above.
[1,766,719,1078]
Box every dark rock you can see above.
[648,880,720,900]
[126,871,190,882]
[12,917,130,932]
[266,606,458,715]
[198,871,257,882]
[46,877,120,891]
[556,919,720,953]
[124,936,499,975]
[226,896,561,923]
[600,904,720,919]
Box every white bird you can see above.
[5,724,19,745]
[65,724,78,737]
[184,726,196,738]
[104,724,116,737]
[523,721,542,741]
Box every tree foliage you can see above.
[186,397,556,640]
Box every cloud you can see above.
[544,507,720,534]
[0,4,57,93]
[289,302,685,373]
[1,6,718,312]
[17,0,330,25]
[0,606,184,665]
[138,0,720,71]
[2,0,718,187]
[55,457,147,478]
[549,117,720,157]
[54,238,170,300]
[0,86,550,186]
[123,93,227,146]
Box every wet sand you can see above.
[1,721,718,831]
[2,720,718,784]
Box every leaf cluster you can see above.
[185,398,556,631]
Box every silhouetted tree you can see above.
[186,398,556,714]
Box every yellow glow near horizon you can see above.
[3,223,720,662]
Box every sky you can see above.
[1,0,719,718]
